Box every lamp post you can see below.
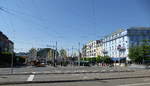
[10,52,14,74]
[46,43,57,67]
[71,47,80,66]
[78,42,81,67]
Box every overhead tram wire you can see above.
[1,3,83,48]
[78,0,98,41]
[0,6,48,29]
[15,41,48,47]
[0,6,64,39]
[0,6,48,30]
[1,4,82,42]
[0,6,15,16]
[0,6,45,22]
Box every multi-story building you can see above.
[37,48,58,64]
[96,40,103,57]
[0,31,14,53]
[81,45,87,57]
[85,40,103,57]
[102,27,150,62]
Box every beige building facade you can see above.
[85,40,103,58]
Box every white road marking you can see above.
[27,72,35,81]
[118,82,150,86]
[83,76,88,79]
[71,74,80,76]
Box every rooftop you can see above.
[128,27,150,30]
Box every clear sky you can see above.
[0,0,150,52]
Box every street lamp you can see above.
[71,47,80,66]
[10,47,14,74]
[10,52,13,74]
[47,44,57,67]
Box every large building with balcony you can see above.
[84,40,103,58]
[102,27,150,62]
[81,45,87,57]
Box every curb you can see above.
[0,70,134,76]
[0,75,150,85]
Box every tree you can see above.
[128,40,150,64]
[0,52,12,67]
[100,56,112,64]
[96,56,102,63]
[59,49,67,58]
[28,48,37,61]
[128,46,142,64]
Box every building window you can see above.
[94,53,96,56]
[123,36,125,41]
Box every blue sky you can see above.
[0,0,150,52]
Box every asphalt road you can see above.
[0,66,150,86]
[3,78,150,86]
[0,69,150,86]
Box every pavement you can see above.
[0,66,150,86]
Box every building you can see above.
[84,40,103,58]
[81,45,87,57]
[37,48,58,64]
[102,27,150,62]
[0,31,14,53]
[16,52,29,64]
[96,40,103,57]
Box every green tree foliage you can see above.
[100,56,113,64]
[128,46,143,64]
[80,56,112,64]
[29,48,37,54]
[59,49,67,58]
[0,52,12,67]
[0,52,25,67]
[29,48,37,59]
[96,56,103,63]
[128,40,150,64]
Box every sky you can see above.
[0,0,150,52]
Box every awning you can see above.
[111,57,126,61]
